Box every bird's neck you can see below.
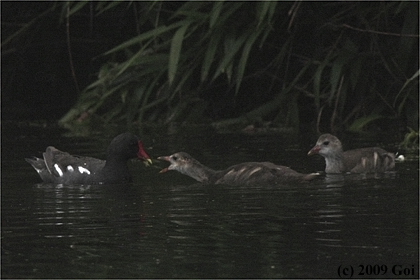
[179,161,218,183]
[102,157,131,179]
[324,150,345,173]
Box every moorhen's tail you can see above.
[25,157,46,172]
[25,156,56,183]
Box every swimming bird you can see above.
[158,152,318,186]
[26,132,152,184]
[308,133,395,173]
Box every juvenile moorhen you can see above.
[308,133,395,173]
[26,132,152,185]
[158,152,318,186]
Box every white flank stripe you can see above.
[226,170,235,176]
[54,164,64,177]
[237,167,247,175]
[248,167,262,176]
[67,165,74,172]
[78,166,91,175]
[373,152,378,168]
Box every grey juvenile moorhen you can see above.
[26,132,152,185]
[158,152,318,186]
[308,134,395,173]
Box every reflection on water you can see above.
[1,123,419,278]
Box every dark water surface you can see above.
[2,122,419,278]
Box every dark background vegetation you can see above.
[2,1,419,136]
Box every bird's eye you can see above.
[323,141,329,145]
[172,156,178,161]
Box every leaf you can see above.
[348,114,384,132]
[349,57,363,90]
[329,58,344,97]
[209,1,224,28]
[104,22,184,55]
[266,1,278,23]
[212,2,243,23]
[168,23,190,85]
[285,62,311,93]
[235,28,263,94]
[212,32,248,81]
[95,1,125,15]
[172,1,207,19]
[138,72,168,122]
[115,41,153,77]
[2,6,54,47]
[174,65,197,94]
[126,86,145,123]
[330,49,352,98]
[256,1,277,27]
[258,25,274,49]
[393,69,419,112]
[313,56,332,109]
[65,1,89,18]
[201,31,222,81]
[225,58,234,83]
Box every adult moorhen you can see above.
[26,132,152,185]
[308,133,395,173]
[158,152,318,186]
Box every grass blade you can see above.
[210,1,224,28]
[169,23,190,85]
[104,22,184,55]
[201,31,222,81]
[235,28,263,94]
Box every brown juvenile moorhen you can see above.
[308,133,395,173]
[26,132,152,185]
[158,152,318,186]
